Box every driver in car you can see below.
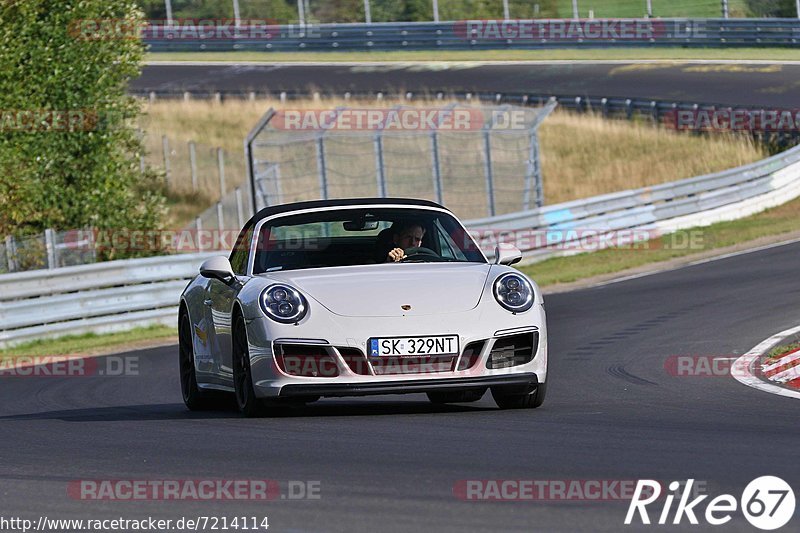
[387,223,426,262]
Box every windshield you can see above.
[252,207,485,274]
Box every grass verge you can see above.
[519,194,800,286]
[766,342,800,363]
[146,48,800,63]
[0,325,176,360]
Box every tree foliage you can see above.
[0,0,165,240]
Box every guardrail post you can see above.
[162,135,171,187]
[650,101,659,123]
[374,132,387,197]
[5,235,17,273]
[316,135,329,200]
[430,131,443,205]
[625,99,634,120]
[189,141,198,193]
[482,129,496,217]
[45,228,56,269]
[601,97,609,118]
[217,147,226,198]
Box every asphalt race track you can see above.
[2,240,799,531]
[134,62,800,107]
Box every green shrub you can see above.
[0,0,165,253]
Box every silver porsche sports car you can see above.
[179,198,548,416]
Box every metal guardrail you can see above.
[2,142,799,348]
[143,19,800,52]
[0,253,212,347]
[465,142,800,261]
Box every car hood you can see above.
[261,263,492,317]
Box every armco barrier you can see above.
[0,253,213,347]
[1,143,800,347]
[142,19,800,52]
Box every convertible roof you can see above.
[247,197,448,226]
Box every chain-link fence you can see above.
[248,102,556,220]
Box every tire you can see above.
[427,389,485,404]
[179,312,217,411]
[232,314,270,417]
[491,382,547,409]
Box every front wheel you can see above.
[179,312,217,410]
[491,382,547,409]
[232,315,270,417]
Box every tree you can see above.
[0,0,165,252]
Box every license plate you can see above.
[368,335,459,357]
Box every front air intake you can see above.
[486,332,538,369]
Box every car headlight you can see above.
[260,284,308,323]
[493,273,534,313]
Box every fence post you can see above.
[374,132,387,197]
[189,141,198,193]
[531,131,545,208]
[430,131,443,205]
[235,187,245,228]
[722,0,729,18]
[363,0,371,24]
[315,135,329,200]
[432,0,439,22]
[45,228,56,269]
[216,202,225,232]
[5,235,17,273]
[233,0,241,26]
[162,135,171,187]
[217,147,227,199]
[195,217,203,252]
[482,129,496,217]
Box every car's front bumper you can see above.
[278,373,539,398]
[245,302,548,399]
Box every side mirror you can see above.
[494,244,522,266]
[200,256,236,284]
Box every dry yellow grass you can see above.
[140,98,766,225]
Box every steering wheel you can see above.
[400,246,444,263]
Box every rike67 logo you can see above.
[625,477,795,530]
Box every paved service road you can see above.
[2,241,799,531]
[134,62,800,107]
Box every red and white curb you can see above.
[733,324,800,400]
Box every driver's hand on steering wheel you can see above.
[387,247,406,262]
